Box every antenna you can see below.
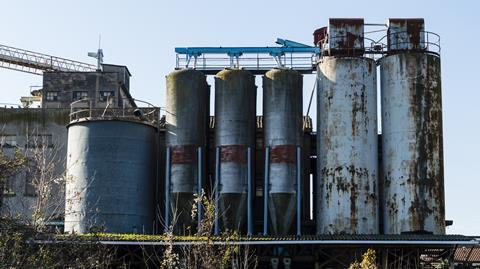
[88,34,104,71]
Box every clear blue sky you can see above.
[1,0,478,235]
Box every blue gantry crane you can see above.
[175,38,321,74]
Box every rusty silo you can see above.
[316,18,379,234]
[166,69,209,233]
[263,68,303,235]
[214,68,256,232]
[65,119,157,234]
[380,19,445,234]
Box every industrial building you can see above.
[1,17,479,268]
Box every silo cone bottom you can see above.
[269,193,296,235]
[219,193,247,233]
[170,192,195,235]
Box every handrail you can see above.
[69,97,160,125]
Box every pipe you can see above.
[264,147,270,236]
[164,147,171,232]
[94,240,480,246]
[296,146,301,236]
[197,146,202,230]
[214,146,220,236]
[247,147,253,236]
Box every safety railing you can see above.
[69,98,160,125]
[319,30,440,58]
[378,31,441,54]
[176,52,318,74]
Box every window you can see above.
[27,134,53,148]
[24,169,37,196]
[0,135,17,147]
[46,91,59,101]
[2,178,16,196]
[99,91,114,102]
[72,91,88,101]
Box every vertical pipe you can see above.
[164,147,171,232]
[247,147,253,236]
[214,146,220,236]
[296,146,301,236]
[197,146,202,230]
[263,147,270,236]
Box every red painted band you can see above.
[171,145,196,164]
[270,145,296,164]
[220,145,246,163]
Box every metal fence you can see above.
[69,98,160,125]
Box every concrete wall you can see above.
[0,108,69,227]
[42,72,127,109]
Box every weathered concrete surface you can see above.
[316,57,379,234]
[166,69,209,234]
[380,52,445,234]
[0,108,69,225]
[65,120,157,234]
[214,68,256,232]
[263,68,303,235]
[43,65,132,109]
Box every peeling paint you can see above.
[380,52,445,234]
[317,56,378,234]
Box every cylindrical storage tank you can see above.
[65,119,157,234]
[166,69,209,233]
[380,52,445,234]
[214,68,256,232]
[316,56,379,234]
[263,68,303,235]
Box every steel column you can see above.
[296,146,301,236]
[214,146,220,236]
[197,146,202,230]
[164,147,171,232]
[247,147,253,236]
[264,147,270,236]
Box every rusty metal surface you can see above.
[387,18,425,51]
[166,69,209,233]
[263,68,303,235]
[214,68,256,232]
[380,52,445,235]
[316,56,378,234]
[327,18,365,55]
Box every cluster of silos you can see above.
[315,18,445,235]
[164,67,303,235]
[63,17,446,237]
[65,119,157,234]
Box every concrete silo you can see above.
[380,19,445,234]
[214,68,256,232]
[263,68,303,235]
[166,69,209,233]
[316,18,379,234]
[65,119,157,234]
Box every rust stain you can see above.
[388,18,424,50]
[171,145,196,164]
[270,144,296,164]
[220,144,246,163]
